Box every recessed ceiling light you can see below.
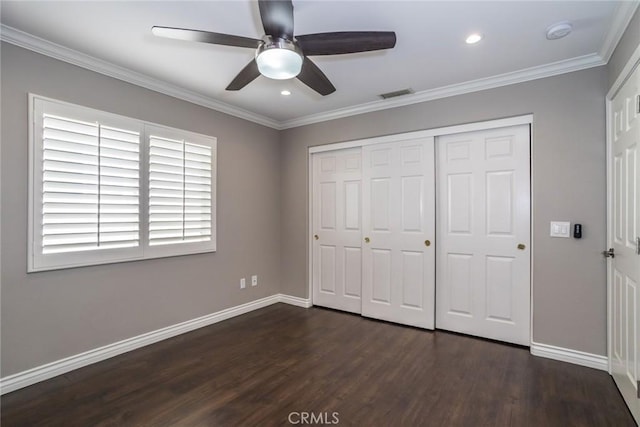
[281,90,291,96]
[546,21,572,40]
[465,33,483,44]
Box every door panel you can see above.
[609,63,640,423]
[312,148,362,314]
[436,125,530,345]
[361,137,436,329]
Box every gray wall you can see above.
[5,12,640,376]
[1,43,282,376]
[281,67,609,356]
[608,7,640,89]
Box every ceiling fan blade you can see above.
[297,57,336,96]
[258,0,294,40]
[226,59,261,91]
[296,32,397,55]
[152,26,261,49]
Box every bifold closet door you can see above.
[436,125,531,345]
[312,148,362,313]
[361,137,436,329]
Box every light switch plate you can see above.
[550,221,571,238]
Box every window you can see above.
[29,95,217,272]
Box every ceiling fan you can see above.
[152,0,396,96]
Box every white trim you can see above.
[0,294,310,395]
[598,1,640,63]
[308,152,314,305]
[607,42,640,100]
[282,56,602,129]
[0,25,280,130]
[606,93,614,375]
[308,115,533,154]
[529,123,536,355]
[531,342,608,371]
[279,294,313,308]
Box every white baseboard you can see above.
[279,294,312,308]
[0,293,311,395]
[530,342,608,371]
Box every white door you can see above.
[609,63,640,423]
[312,148,362,314]
[436,125,531,345]
[361,137,436,329]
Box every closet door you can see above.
[361,137,436,329]
[436,125,530,345]
[312,148,362,313]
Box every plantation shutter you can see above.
[40,114,140,255]
[98,125,141,249]
[148,134,212,246]
[31,96,216,272]
[41,114,100,254]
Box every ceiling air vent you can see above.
[379,88,413,100]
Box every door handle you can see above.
[364,237,370,243]
[603,248,615,258]
[314,234,319,240]
[517,243,526,250]
[424,240,431,247]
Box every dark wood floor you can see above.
[1,304,635,426]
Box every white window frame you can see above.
[28,94,217,272]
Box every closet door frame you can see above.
[307,114,533,338]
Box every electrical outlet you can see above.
[240,278,246,289]
[251,275,258,287]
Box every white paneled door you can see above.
[436,125,530,345]
[609,63,639,423]
[312,148,363,313]
[361,137,436,329]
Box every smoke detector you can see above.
[546,21,572,40]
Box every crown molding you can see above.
[3,4,636,132]
[0,24,281,130]
[598,0,640,63]
[279,53,606,129]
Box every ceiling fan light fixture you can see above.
[256,37,303,80]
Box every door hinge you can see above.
[637,380,640,398]
[637,95,640,114]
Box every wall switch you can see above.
[240,278,246,289]
[550,221,571,238]
[251,275,258,287]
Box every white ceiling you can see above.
[1,1,636,128]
